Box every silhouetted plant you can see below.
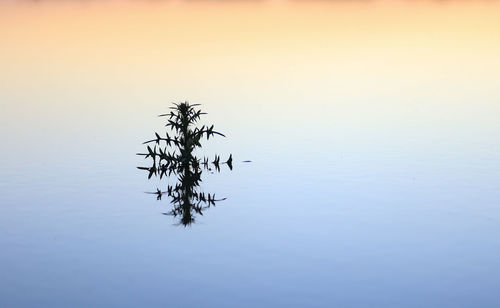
[137,102,232,226]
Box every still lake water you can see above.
[1,1,500,307]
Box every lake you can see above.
[1,1,500,307]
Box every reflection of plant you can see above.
[137,102,232,226]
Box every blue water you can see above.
[1,100,499,307]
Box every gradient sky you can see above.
[1,0,499,168]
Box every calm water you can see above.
[1,1,500,307]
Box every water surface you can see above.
[1,1,500,307]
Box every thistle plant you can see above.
[137,102,232,226]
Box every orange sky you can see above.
[1,0,499,132]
